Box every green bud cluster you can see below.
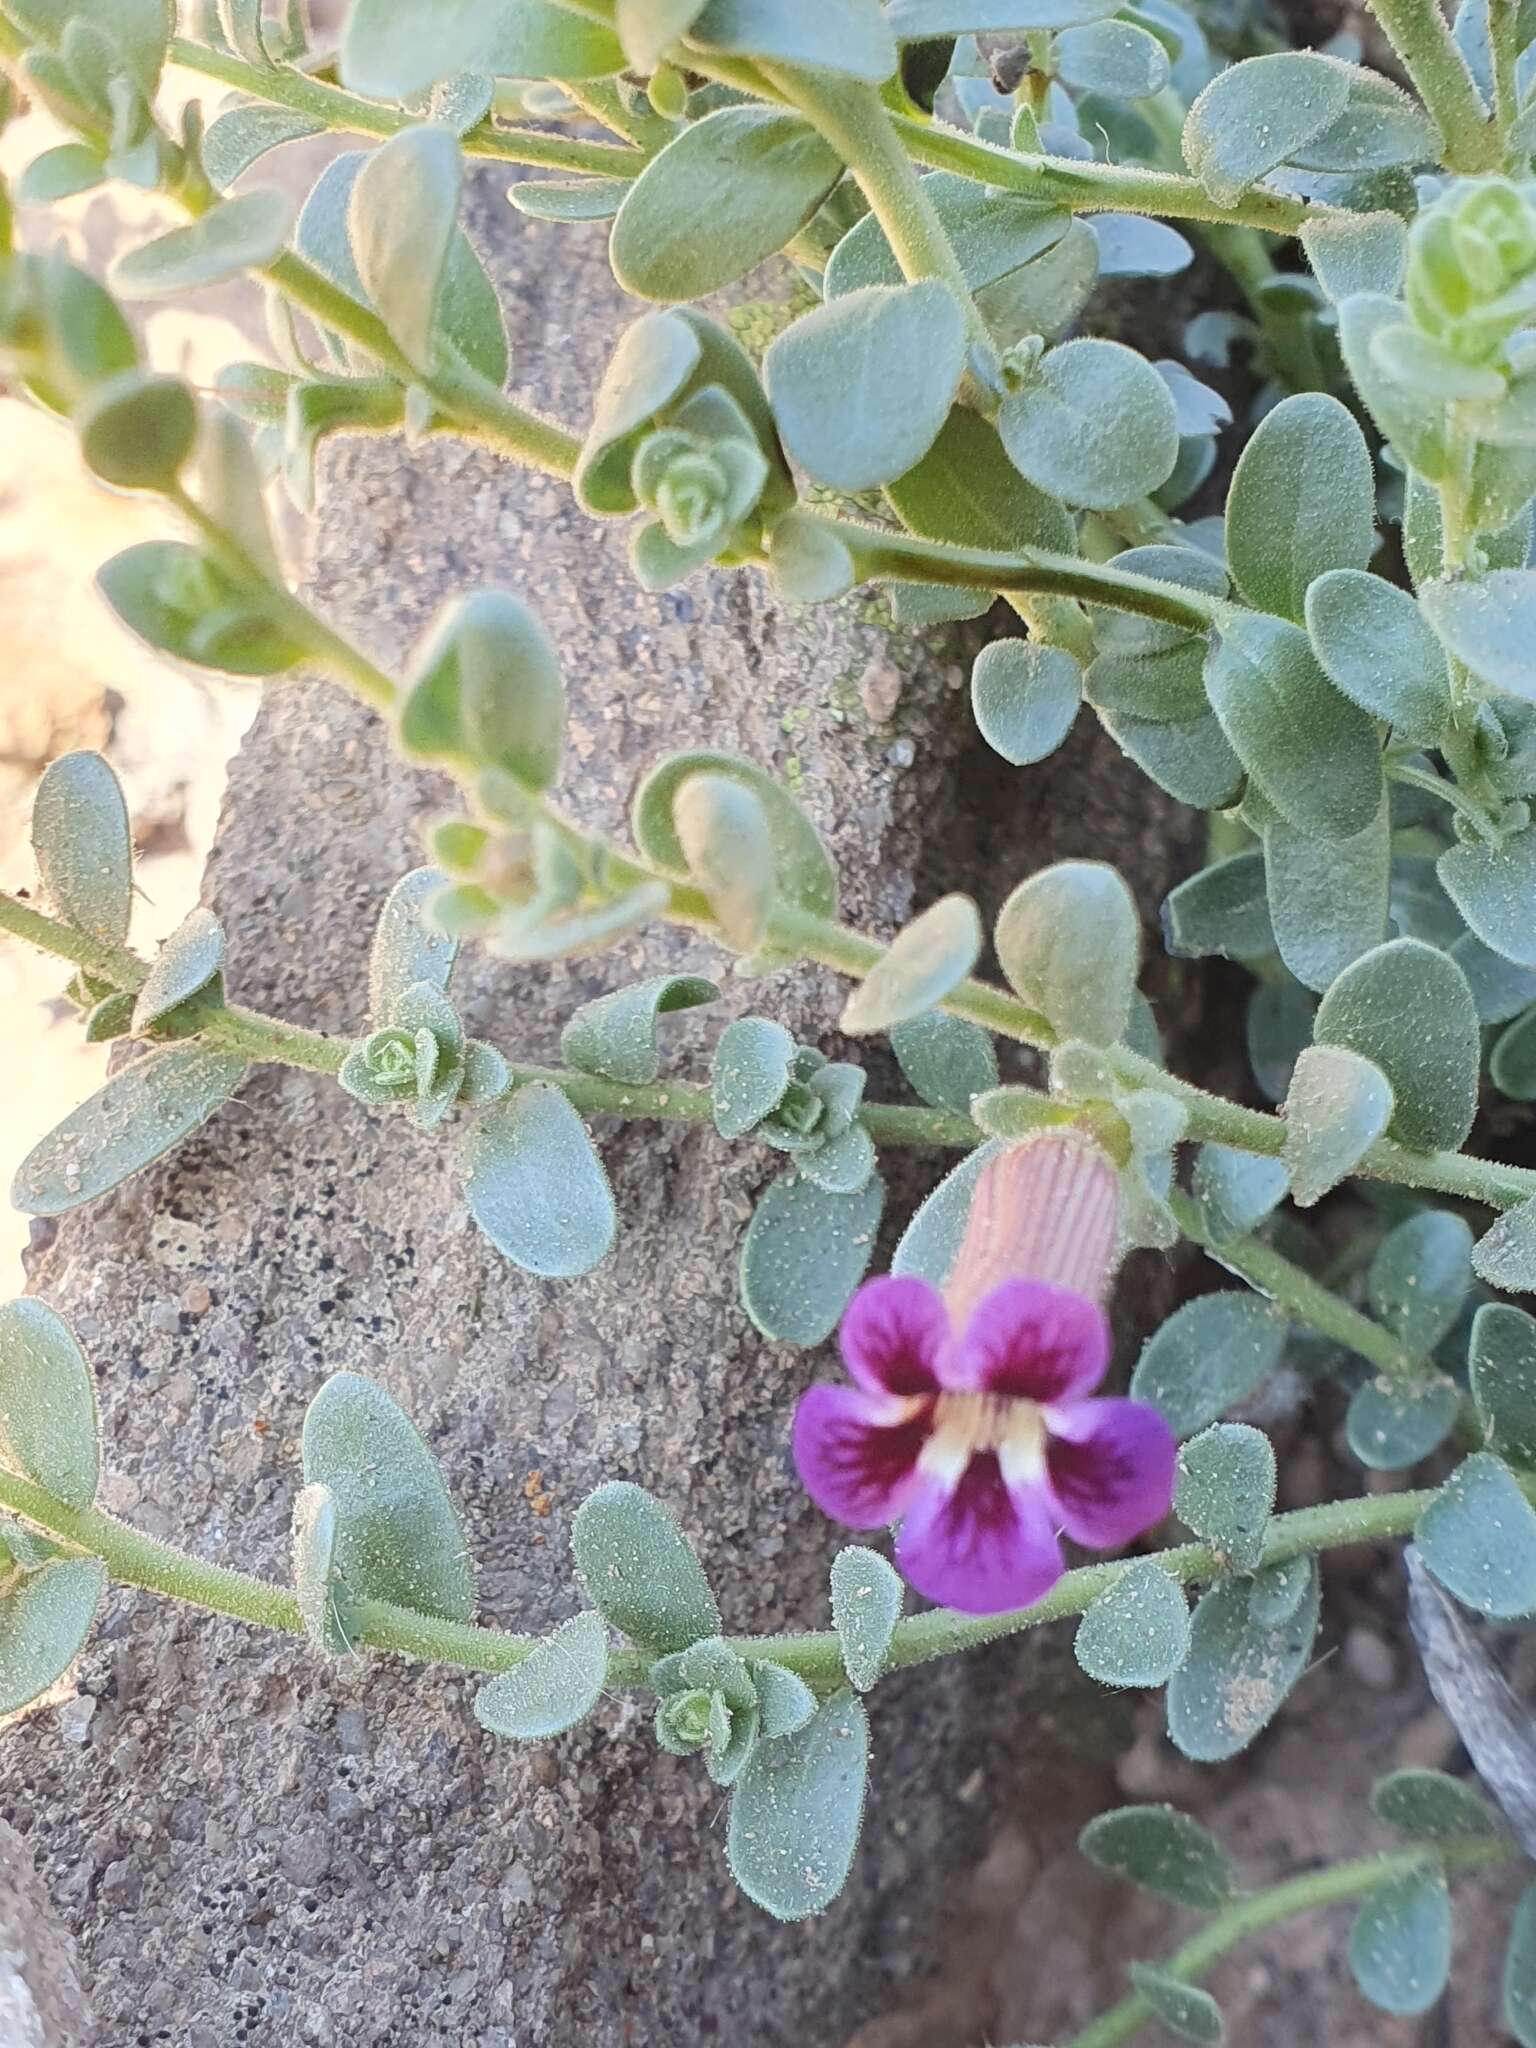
[650,1637,816,1787]
[753,1045,878,1196]
[338,981,507,1129]
[1407,179,1536,366]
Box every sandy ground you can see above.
[0,101,261,1293]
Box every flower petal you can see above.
[793,1384,932,1529]
[840,1275,949,1395]
[1045,1397,1177,1551]
[952,1280,1111,1401]
[895,1455,1064,1614]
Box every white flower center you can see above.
[920,1391,1046,1489]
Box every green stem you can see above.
[0,891,976,1146]
[1489,0,1522,151]
[1366,0,1501,171]
[163,36,645,178]
[0,1461,1444,1692]
[1168,1192,1426,1380]
[891,115,1321,237]
[817,516,1218,632]
[1386,756,1501,840]
[1067,1841,1510,2048]
[765,69,987,345]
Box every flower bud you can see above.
[944,1130,1121,1328]
[1405,178,1536,363]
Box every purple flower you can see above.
[793,1273,1177,1616]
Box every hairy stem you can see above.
[1169,1192,1427,1381]
[1067,1840,1510,2048]
[1366,0,1501,171]
[0,1463,1447,1692]
[163,36,645,179]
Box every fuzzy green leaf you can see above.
[572,1480,719,1654]
[112,187,294,296]
[561,974,718,1085]
[998,338,1178,510]
[30,750,131,946]
[463,1083,616,1278]
[1174,1424,1275,1569]
[1265,801,1389,995]
[711,1017,796,1139]
[131,906,224,1033]
[1471,1302,1536,1469]
[0,1557,106,1714]
[765,282,966,494]
[368,868,458,1023]
[841,895,982,1035]
[726,1688,870,1921]
[1166,1561,1320,1760]
[1183,51,1349,205]
[301,1371,474,1621]
[1350,1865,1451,2016]
[1191,1146,1287,1247]
[1421,571,1536,703]
[890,1011,997,1115]
[349,125,461,374]
[1079,1804,1237,1909]
[633,750,836,921]
[1474,1198,1536,1294]
[1074,1559,1190,1688]
[686,0,896,82]
[1439,831,1536,970]
[10,1046,247,1217]
[1313,939,1480,1153]
[1128,1966,1223,2042]
[1416,1452,1536,1617]
[1369,1211,1472,1355]
[474,1610,609,1740]
[1305,570,1451,745]
[1162,853,1272,963]
[1372,1767,1501,1842]
[0,1300,99,1511]
[1346,1377,1458,1471]
[738,1171,884,1346]
[290,1481,349,1656]
[830,1545,902,1692]
[1226,394,1374,624]
[970,640,1082,767]
[994,860,1140,1045]
[1131,1294,1288,1439]
[612,108,841,300]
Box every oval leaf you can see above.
[1313,938,1480,1153]
[1226,393,1374,623]
[739,1171,884,1346]
[561,973,718,1085]
[131,906,225,1033]
[726,1688,869,1922]
[1079,1804,1236,1909]
[474,1610,609,1740]
[1283,1043,1393,1206]
[31,750,131,946]
[369,867,458,1022]
[998,337,1178,510]
[1074,1559,1191,1688]
[0,1301,99,1512]
[830,1545,902,1692]
[10,1047,248,1217]
[841,895,982,1035]
[994,860,1140,1045]
[301,1371,474,1621]
[1349,1864,1451,2016]
[0,1557,106,1715]
[463,1083,616,1278]
[1416,1452,1536,1618]
[1131,1294,1288,1438]
[571,1479,719,1654]
[1166,1561,1320,1760]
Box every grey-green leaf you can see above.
[632,750,836,921]
[473,1610,609,1740]
[1162,854,1272,964]
[711,1016,795,1139]
[1174,1424,1274,1570]
[291,1481,349,1656]
[999,338,1178,510]
[571,1480,719,1654]
[892,1141,1002,1286]
[1439,831,1536,969]
[350,125,462,375]
[830,1545,902,1692]
[1369,1210,1472,1355]
[1313,939,1480,1153]
[1127,1965,1224,2043]
[970,639,1082,767]
[301,1371,474,1621]
[1475,1199,1536,1294]
[1471,1302,1536,1469]
[1074,1559,1190,1688]
[1183,51,1350,206]
[463,1083,616,1278]
[1131,1294,1288,1438]
[202,104,324,191]
[726,1688,870,1922]
[1191,1146,1287,1247]
[1421,570,1536,703]
[1305,570,1452,744]
[1204,613,1382,840]
[31,750,131,946]
[131,906,224,1033]
[1265,802,1389,995]
[1349,1865,1451,2016]
[1166,1560,1320,1760]
[0,1557,106,1715]
[1372,1767,1501,1842]
[561,974,718,1085]
[1080,1804,1236,1909]
[994,860,1140,1045]
[686,0,896,83]
[112,187,295,297]
[10,1046,248,1217]
[764,282,966,494]
[739,1171,884,1346]
[611,108,841,301]
[841,895,982,1035]
[369,867,458,1023]
[1416,1452,1536,1617]
[1226,393,1374,624]
[890,1011,998,1115]
[1346,1377,1459,1471]
[0,1300,99,1511]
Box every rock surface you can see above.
[3,180,1201,2043]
